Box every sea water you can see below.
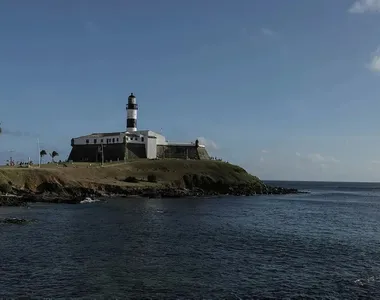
[0,181,379,299]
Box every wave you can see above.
[354,276,380,287]
[329,186,380,192]
[80,197,100,204]
[307,190,380,199]
[265,181,380,193]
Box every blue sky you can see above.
[1,0,380,181]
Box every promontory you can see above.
[0,159,298,206]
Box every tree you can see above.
[40,150,47,164]
[50,151,59,162]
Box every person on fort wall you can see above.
[195,139,199,148]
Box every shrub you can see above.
[147,174,157,183]
[172,179,183,188]
[0,183,12,194]
[125,176,139,183]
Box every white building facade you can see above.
[69,92,207,161]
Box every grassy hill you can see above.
[0,159,267,198]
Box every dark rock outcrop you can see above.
[2,180,301,206]
[0,218,35,225]
[0,195,27,207]
[0,175,302,207]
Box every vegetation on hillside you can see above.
[0,159,265,195]
[0,160,297,206]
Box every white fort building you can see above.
[68,93,210,162]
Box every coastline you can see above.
[0,160,299,207]
[0,184,299,207]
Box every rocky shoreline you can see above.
[0,159,304,207]
[0,184,301,207]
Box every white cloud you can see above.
[293,152,339,173]
[261,28,275,36]
[349,0,380,13]
[367,47,380,72]
[197,137,218,151]
[307,153,340,164]
[260,156,265,163]
[371,160,380,164]
[261,149,268,153]
[296,152,339,164]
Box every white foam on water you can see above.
[80,197,100,204]
[354,276,379,286]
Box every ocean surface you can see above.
[1,181,380,299]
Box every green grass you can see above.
[0,159,264,192]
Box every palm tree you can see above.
[40,150,47,164]
[50,151,59,162]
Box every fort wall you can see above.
[68,144,125,162]
[156,145,210,160]
[68,143,210,162]
[125,143,146,160]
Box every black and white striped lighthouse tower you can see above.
[126,92,138,132]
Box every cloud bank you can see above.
[295,152,340,168]
[0,128,39,138]
[349,0,380,13]
[260,28,275,36]
[368,47,380,72]
[306,153,340,164]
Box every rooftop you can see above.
[75,132,123,139]
[73,130,161,139]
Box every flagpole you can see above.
[37,138,41,167]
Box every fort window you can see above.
[117,138,119,142]
[100,139,103,143]
[94,139,97,144]
[112,138,115,143]
[141,137,144,142]
[86,139,89,144]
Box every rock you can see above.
[0,195,27,207]
[0,178,302,207]
[0,218,34,225]
[264,186,300,195]
[19,194,83,204]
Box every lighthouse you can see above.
[126,92,138,132]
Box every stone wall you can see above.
[156,145,210,160]
[103,144,126,162]
[68,143,209,162]
[125,143,146,160]
[197,147,210,160]
[68,144,126,162]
